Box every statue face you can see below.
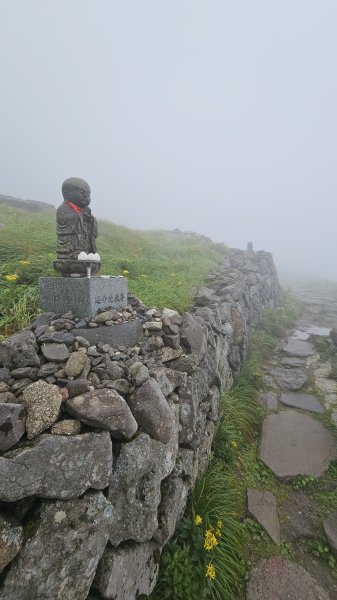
[62,178,91,208]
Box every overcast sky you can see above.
[1,1,337,280]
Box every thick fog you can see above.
[1,1,336,281]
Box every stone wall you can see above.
[0,248,281,600]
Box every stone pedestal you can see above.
[39,276,128,319]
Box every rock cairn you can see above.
[0,248,281,600]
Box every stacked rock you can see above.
[0,248,281,600]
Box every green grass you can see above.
[260,292,302,337]
[0,203,228,337]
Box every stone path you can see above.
[245,295,337,599]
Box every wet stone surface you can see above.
[259,411,337,478]
[271,367,307,391]
[280,491,317,542]
[247,489,280,544]
[280,392,324,413]
[283,338,316,358]
[247,557,331,600]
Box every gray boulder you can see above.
[168,354,198,374]
[271,367,307,391]
[108,433,175,545]
[41,342,70,362]
[50,419,81,435]
[94,542,160,600]
[127,378,173,443]
[128,362,149,386]
[38,331,74,344]
[0,492,112,600]
[153,474,188,545]
[0,403,26,451]
[0,331,40,369]
[22,380,62,439]
[150,367,187,397]
[180,313,207,364]
[0,391,16,403]
[66,378,90,398]
[160,347,183,363]
[65,351,89,377]
[0,514,23,573]
[105,358,124,380]
[0,368,11,383]
[11,367,38,380]
[0,432,112,501]
[65,389,137,440]
[194,286,216,306]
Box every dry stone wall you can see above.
[0,248,281,600]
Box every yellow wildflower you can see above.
[206,562,216,580]
[217,520,223,529]
[194,514,203,526]
[19,260,30,265]
[122,269,129,275]
[4,274,18,282]
[215,528,221,538]
[231,440,237,448]
[204,529,218,551]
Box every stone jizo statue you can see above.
[54,177,101,276]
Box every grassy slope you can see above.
[0,202,228,337]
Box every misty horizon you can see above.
[1,1,336,281]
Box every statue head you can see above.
[62,177,91,209]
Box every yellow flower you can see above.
[204,529,219,551]
[19,260,30,265]
[231,440,237,448]
[215,528,221,538]
[194,514,203,526]
[217,520,223,529]
[122,269,129,275]
[206,562,216,580]
[4,274,18,282]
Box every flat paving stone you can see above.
[246,557,331,600]
[259,411,337,478]
[283,338,316,357]
[271,367,307,391]
[280,392,323,413]
[247,489,280,544]
[280,491,316,542]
